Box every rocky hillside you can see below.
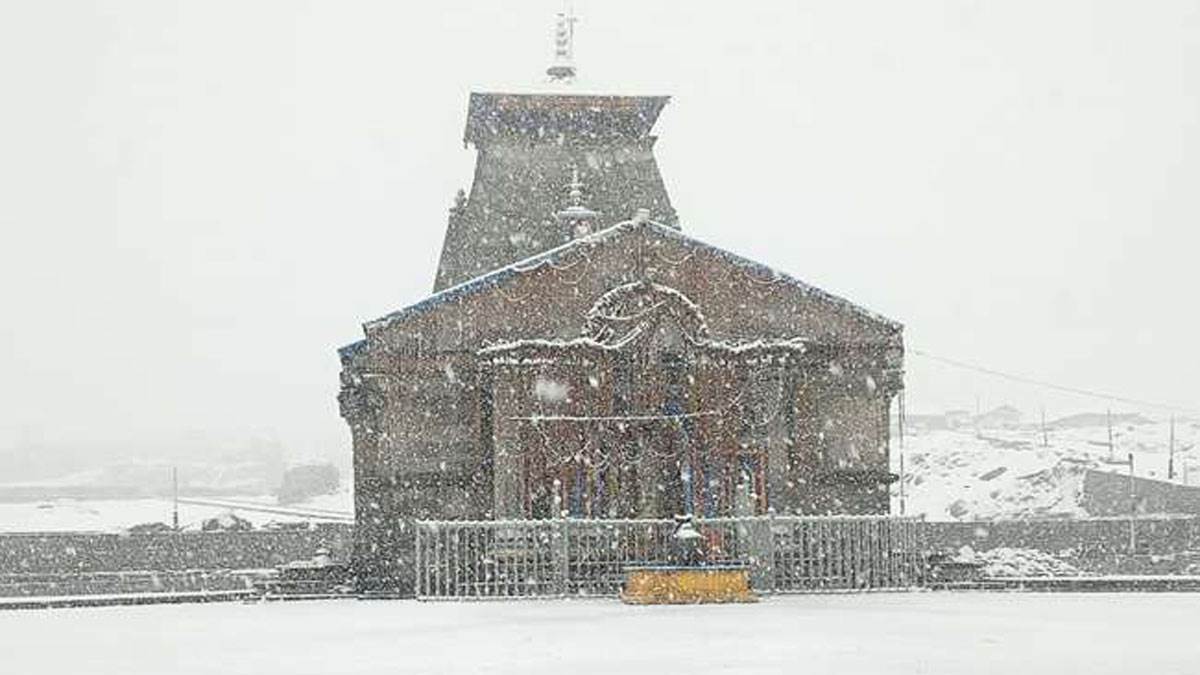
[899,413,1200,520]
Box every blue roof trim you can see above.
[363,222,640,331]
[337,339,368,360]
[361,220,902,334]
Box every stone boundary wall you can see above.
[924,517,1200,557]
[0,569,267,598]
[3,519,1198,582]
[0,525,353,575]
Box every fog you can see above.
[1,0,1197,462]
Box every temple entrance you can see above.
[487,280,784,520]
[513,415,768,519]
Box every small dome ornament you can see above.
[449,188,467,218]
[555,168,599,238]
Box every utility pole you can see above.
[1168,415,1176,481]
[1128,452,1136,555]
[974,394,981,439]
[1040,406,1048,447]
[898,392,906,516]
[172,466,179,532]
[1107,409,1114,462]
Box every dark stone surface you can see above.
[0,526,353,575]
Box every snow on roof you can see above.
[464,69,672,98]
[479,337,811,368]
[466,82,670,99]
[650,224,903,331]
[357,219,902,341]
[337,339,367,360]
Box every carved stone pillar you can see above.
[764,361,789,513]
[491,368,524,519]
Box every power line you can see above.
[908,348,1200,415]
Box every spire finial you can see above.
[546,2,577,82]
[568,168,584,206]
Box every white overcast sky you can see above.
[1,1,1198,458]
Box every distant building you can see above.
[944,410,972,430]
[1082,469,1200,517]
[337,15,905,591]
[975,405,1023,430]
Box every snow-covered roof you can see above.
[355,219,902,343]
[337,338,367,361]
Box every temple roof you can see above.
[353,219,902,349]
[463,92,670,145]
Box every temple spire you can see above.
[546,3,577,82]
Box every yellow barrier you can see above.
[621,566,759,605]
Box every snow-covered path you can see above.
[3,593,1198,674]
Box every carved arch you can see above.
[582,281,708,347]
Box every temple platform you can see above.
[620,565,758,605]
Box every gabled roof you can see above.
[357,219,901,343]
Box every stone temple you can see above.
[338,15,905,592]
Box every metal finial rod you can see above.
[546,2,577,82]
[568,168,583,205]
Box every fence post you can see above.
[413,523,422,598]
[917,516,927,587]
[766,509,778,593]
[746,511,774,592]
[553,519,568,597]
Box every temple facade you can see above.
[337,17,905,592]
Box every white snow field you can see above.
[0,490,353,532]
[901,416,1200,520]
[4,594,1199,675]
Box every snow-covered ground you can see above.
[0,490,353,533]
[2,594,1199,674]
[901,416,1200,520]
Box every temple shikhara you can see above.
[338,12,905,590]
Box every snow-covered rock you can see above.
[955,546,1082,577]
